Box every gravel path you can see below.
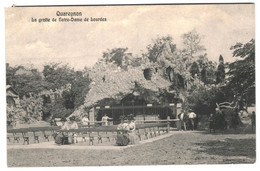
[7,130,255,167]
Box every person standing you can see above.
[81,114,89,127]
[128,114,136,144]
[209,113,215,133]
[215,107,227,130]
[101,114,110,126]
[178,110,186,131]
[69,116,79,143]
[188,109,197,131]
[61,118,71,130]
[251,111,256,132]
[70,116,78,129]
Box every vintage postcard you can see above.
[5,4,255,167]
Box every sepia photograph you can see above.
[4,3,256,167]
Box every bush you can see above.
[187,86,225,115]
[7,107,26,128]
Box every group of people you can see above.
[209,109,256,133]
[53,113,130,145]
[53,116,79,145]
[116,114,136,146]
[178,109,197,131]
[81,113,113,126]
[62,116,78,130]
[53,113,111,145]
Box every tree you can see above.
[227,39,255,107]
[70,71,91,109]
[181,30,209,86]
[144,36,189,87]
[230,39,255,61]
[190,62,200,78]
[216,55,225,84]
[200,64,207,84]
[42,63,91,119]
[19,94,43,123]
[6,63,22,86]
[143,36,192,103]
[186,86,225,115]
[102,48,132,70]
[53,96,74,119]
[205,61,217,85]
[141,33,211,109]
[6,106,27,128]
[146,36,177,65]
[6,64,48,98]
[181,29,206,63]
[43,63,75,90]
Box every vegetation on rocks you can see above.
[6,30,255,126]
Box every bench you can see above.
[14,133,21,143]
[142,128,151,138]
[88,132,102,145]
[152,127,157,137]
[8,128,29,144]
[98,131,108,143]
[73,128,87,143]
[28,127,54,143]
[105,131,117,142]
[6,122,170,146]
[81,132,88,142]
[136,128,146,140]
[41,127,54,142]
[159,126,167,134]
[7,136,11,142]
[20,130,30,145]
[42,130,52,142]
[7,133,20,143]
[32,131,40,143]
[7,133,13,142]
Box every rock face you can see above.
[69,66,172,118]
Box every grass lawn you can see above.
[7,128,256,167]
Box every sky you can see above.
[5,4,255,71]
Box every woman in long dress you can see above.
[128,118,136,145]
[116,119,130,146]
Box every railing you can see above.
[135,118,179,131]
[78,121,113,128]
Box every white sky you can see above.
[5,4,255,71]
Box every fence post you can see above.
[167,116,170,133]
